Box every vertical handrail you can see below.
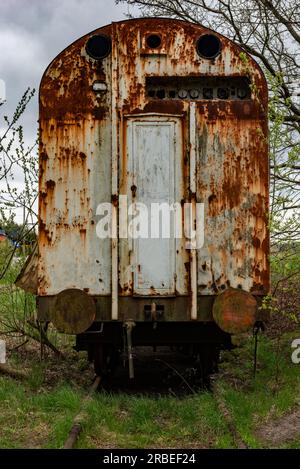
[111,23,119,320]
[189,102,197,320]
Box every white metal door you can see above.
[127,117,181,295]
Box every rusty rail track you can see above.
[62,352,246,449]
[211,379,248,449]
[63,375,101,449]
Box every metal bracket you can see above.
[124,320,136,379]
[253,321,264,378]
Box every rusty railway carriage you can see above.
[30,18,270,377]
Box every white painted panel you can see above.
[129,120,177,295]
[39,117,112,296]
[120,115,188,296]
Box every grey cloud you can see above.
[0,0,134,221]
[0,0,129,145]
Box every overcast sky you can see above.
[0,0,138,222]
[0,0,135,144]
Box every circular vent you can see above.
[86,35,111,60]
[146,34,162,49]
[196,34,221,59]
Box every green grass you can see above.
[0,330,300,448]
[0,378,82,448]
[78,393,232,449]
[215,333,300,448]
[0,370,231,448]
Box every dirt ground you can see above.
[255,407,300,447]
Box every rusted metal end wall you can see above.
[39,25,112,295]
[196,101,269,295]
[38,18,269,314]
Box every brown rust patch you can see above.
[40,58,100,121]
[79,151,87,160]
[252,237,261,248]
[46,180,56,190]
[221,178,241,209]
[197,100,266,121]
[93,106,108,120]
[79,228,87,241]
[111,194,118,205]
[143,100,184,115]
[39,220,52,245]
[40,151,48,161]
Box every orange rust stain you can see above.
[39,220,52,244]
[46,179,56,190]
[252,237,261,248]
